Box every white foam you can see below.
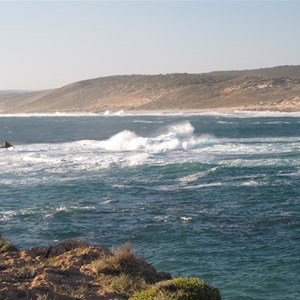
[178,167,218,183]
[99,121,216,152]
[1,110,300,118]
[103,110,111,116]
[0,210,17,222]
[183,182,225,189]
[100,130,144,151]
[154,215,170,222]
[103,110,125,116]
[1,120,299,186]
[133,120,164,124]
[100,199,118,205]
[229,111,300,118]
[55,205,96,213]
[180,216,192,222]
[286,170,300,177]
[239,180,261,186]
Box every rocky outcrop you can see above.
[0,141,13,148]
[0,239,172,300]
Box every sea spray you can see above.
[100,121,216,152]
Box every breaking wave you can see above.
[103,110,125,116]
[2,119,299,187]
[99,121,215,152]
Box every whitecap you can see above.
[103,110,125,116]
[217,121,236,124]
[103,110,111,115]
[229,111,300,118]
[183,182,225,189]
[99,121,216,153]
[178,167,218,183]
[286,171,300,177]
[0,210,17,222]
[100,199,118,205]
[133,120,164,124]
[239,180,261,186]
[55,205,96,213]
[153,215,170,222]
[180,216,192,222]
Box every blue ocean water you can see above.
[0,112,300,299]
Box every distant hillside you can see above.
[0,90,34,97]
[1,65,300,113]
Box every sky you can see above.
[0,0,300,90]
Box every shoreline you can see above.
[1,107,300,117]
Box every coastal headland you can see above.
[0,65,300,114]
[0,238,221,300]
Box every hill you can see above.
[1,65,300,113]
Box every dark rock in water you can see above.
[0,141,13,148]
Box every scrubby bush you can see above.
[109,273,148,297]
[129,277,221,300]
[130,288,176,300]
[92,243,169,284]
[0,235,17,253]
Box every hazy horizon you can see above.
[1,1,300,90]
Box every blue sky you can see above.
[0,1,299,90]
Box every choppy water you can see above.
[1,112,300,299]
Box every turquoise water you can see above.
[1,113,300,299]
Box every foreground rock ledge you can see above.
[0,239,221,300]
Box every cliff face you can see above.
[1,65,300,113]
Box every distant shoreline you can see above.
[1,108,300,118]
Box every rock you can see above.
[0,141,13,148]
[28,246,49,258]
[30,240,89,258]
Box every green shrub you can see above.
[129,288,176,300]
[109,273,148,297]
[129,277,221,300]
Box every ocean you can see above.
[0,112,300,299]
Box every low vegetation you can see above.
[0,235,16,253]
[130,277,221,300]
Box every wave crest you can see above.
[100,121,215,152]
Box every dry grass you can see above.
[90,243,135,275]
[54,284,88,298]
[112,274,148,297]
[0,236,17,253]
[91,243,158,298]
[36,293,51,300]
[96,273,149,298]
[90,243,161,284]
